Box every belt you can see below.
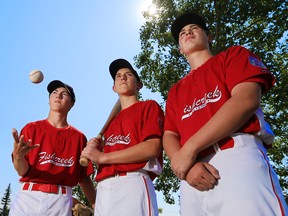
[106,170,148,179]
[197,136,234,159]
[22,182,67,194]
[114,172,127,177]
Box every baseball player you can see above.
[163,12,288,216]
[9,80,96,216]
[81,59,164,216]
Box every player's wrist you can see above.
[97,152,106,164]
[12,153,25,161]
[182,141,200,156]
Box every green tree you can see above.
[0,184,11,216]
[134,0,288,204]
[72,170,97,207]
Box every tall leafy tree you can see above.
[134,0,287,203]
[0,184,11,216]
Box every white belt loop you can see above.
[22,182,33,191]
[213,143,221,152]
[29,183,33,191]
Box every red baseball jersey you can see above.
[16,119,94,186]
[96,100,164,182]
[165,46,276,157]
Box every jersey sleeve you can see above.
[141,100,164,179]
[141,100,164,141]
[164,85,179,134]
[224,46,276,93]
[79,135,95,178]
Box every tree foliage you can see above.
[72,171,97,207]
[134,0,288,203]
[0,184,11,216]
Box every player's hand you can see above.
[186,162,220,191]
[171,148,196,180]
[87,137,103,151]
[81,138,104,164]
[12,128,39,159]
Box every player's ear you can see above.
[208,33,214,43]
[67,100,74,111]
[179,46,186,57]
[179,46,183,55]
[137,82,143,90]
[112,85,116,92]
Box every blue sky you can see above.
[0,0,179,215]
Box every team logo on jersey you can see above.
[182,85,222,120]
[106,133,131,146]
[38,152,74,167]
[249,56,267,69]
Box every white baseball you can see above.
[29,70,44,84]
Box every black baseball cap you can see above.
[171,12,210,42]
[109,58,141,82]
[47,80,76,102]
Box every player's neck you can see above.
[46,112,69,128]
[119,95,139,110]
[186,49,213,70]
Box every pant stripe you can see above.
[259,149,286,216]
[142,176,152,216]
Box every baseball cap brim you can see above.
[109,58,140,82]
[171,13,210,42]
[47,80,76,102]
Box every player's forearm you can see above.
[100,138,162,164]
[79,176,96,207]
[183,82,261,155]
[12,155,29,176]
[163,130,181,160]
